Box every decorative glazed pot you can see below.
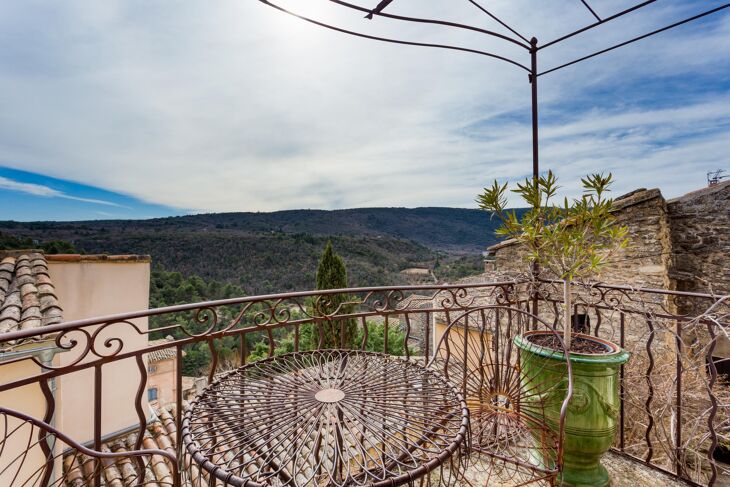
[514,330,630,487]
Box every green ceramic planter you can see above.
[514,330,629,487]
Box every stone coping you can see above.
[46,254,151,263]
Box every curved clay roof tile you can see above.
[39,294,59,312]
[36,283,56,296]
[21,306,42,320]
[20,282,38,298]
[41,313,63,327]
[16,274,34,286]
[19,317,41,330]
[2,291,21,309]
[62,455,85,487]
[0,303,21,322]
[15,266,31,278]
[0,318,18,334]
[36,273,53,285]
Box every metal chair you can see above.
[429,306,572,486]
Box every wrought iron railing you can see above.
[0,280,727,486]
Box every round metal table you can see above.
[181,349,469,487]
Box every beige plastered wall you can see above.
[48,257,151,445]
[433,320,492,373]
[0,347,56,486]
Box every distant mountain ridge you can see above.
[161,207,501,252]
[3,207,523,253]
[0,207,526,295]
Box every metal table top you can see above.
[181,349,469,487]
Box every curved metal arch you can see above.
[464,0,530,45]
[256,0,531,72]
[326,0,530,49]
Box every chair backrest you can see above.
[428,304,573,486]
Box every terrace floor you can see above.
[457,452,694,486]
[602,453,692,486]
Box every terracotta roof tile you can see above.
[22,294,40,311]
[63,455,85,487]
[37,283,55,295]
[62,405,197,487]
[41,313,63,327]
[0,301,21,321]
[36,274,53,286]
[31,256,47,264]
[0,252,62,349]
[20,318,42,330]
[21,306,42,320]
[39,294,59,312]
[0,319,17,334]
[148,338,181,363]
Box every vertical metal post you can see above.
[619,313,626,451]
[529,37,540,324]
[176,345,183,451]
[675,320,683,477]
[530,37,539,181]
[424,311,431,367]
[94,365,102,487]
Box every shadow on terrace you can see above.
[0,279,729,486]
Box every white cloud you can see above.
[0,0,728,212]
[0,176,125,207]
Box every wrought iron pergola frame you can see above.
[255,0,730,181]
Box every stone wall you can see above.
[605,188,672,289]
[488,182,730,296]
[488,187,672,289]
[666,181,730,316]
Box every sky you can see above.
[0,0,729,221]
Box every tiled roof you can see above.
[452,271,514,285]
[62,404,206,487]
[393,293,434,310]
[0,251,62,342]
[147,338,178,363]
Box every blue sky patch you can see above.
[0,167,186,221]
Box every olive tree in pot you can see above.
[477,171,630,487]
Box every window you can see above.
[148,388,158,401]
[148,364,157,374]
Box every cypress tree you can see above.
[316,241,348,290]
[314,241,356,348]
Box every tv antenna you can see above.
[707,169,729,186]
